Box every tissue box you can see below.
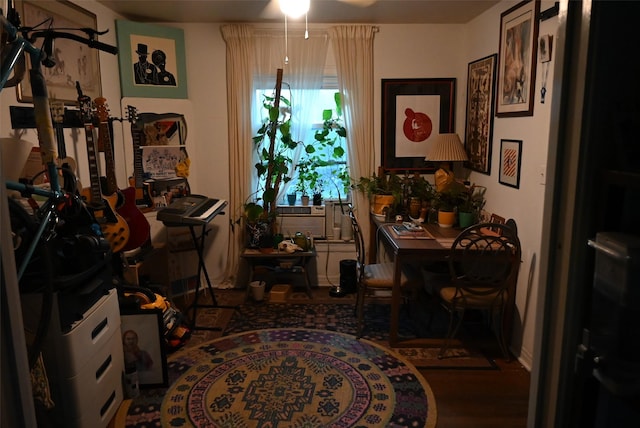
[269,284,291,303]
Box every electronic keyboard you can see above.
[156,194,227,226]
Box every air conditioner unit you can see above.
[276,205,326,238]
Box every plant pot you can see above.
[246,221,272,249]
[371,194,395,216]
[437,210,456,228]
[313,193,322,206]
[458,211,475,228]
[287,193,297,205]
[301,195,310,206]
[409,197,422,218]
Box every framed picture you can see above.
[116,20,188,99]
[121,309,168,388]
[464,54,497,175]
[16,0,102,105]
[381,78,456,173]
[496,0,540,117]
[539,34,553,63]
[499,139,522,188]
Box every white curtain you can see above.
[222,24,328,285]
[252,27,329,200]
[220,24,255,285]
[329,25,377,259]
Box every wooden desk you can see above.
[373,219,460,346]
[241,249,316,298]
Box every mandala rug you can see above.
[225,302,498,370]
[160,328,437,427]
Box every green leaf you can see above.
[322,109,332,121]
[263,187,276,203]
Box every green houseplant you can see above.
[457,185,486,227]
[242,69,301,247]
[433,187,465,228]
[354,170,403,216]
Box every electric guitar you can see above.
[95,97,124,208]
[50,100,79,192]
[77,84,130,253]
[125,105,153,207]
[95,98,151,251]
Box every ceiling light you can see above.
[280,0,310,19]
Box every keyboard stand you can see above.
[166,222,237,331]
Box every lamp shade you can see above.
[425,133,469,162]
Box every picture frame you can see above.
[464,54,497,175]
[499,139,522,188]
[121,309,168,388]
[381,78,456,173]
[496,0,540,117]
[539,34,553,63]
[116,20,188,99]
[16,0,102,105]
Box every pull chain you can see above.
[284,15,289,65]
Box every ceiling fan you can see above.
[261,0,377,20]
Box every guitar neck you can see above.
[84,124,103,205]
[99,120,120,195]
[131,127,146,188]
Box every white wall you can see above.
[0,0,560,369]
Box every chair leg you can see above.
[438,306,465,359]
[491,307,511,361]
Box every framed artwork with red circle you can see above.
[381,78,455,174]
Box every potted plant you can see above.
[242,69,301,246]
[457,185,486,228]
[295,159,311,205]
[354,169,403,216]
[407,174,436,220]
[433,187,465,228]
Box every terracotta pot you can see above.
[437,210,456,228]
[371,194,395,215]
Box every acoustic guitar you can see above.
[95,98,151,251]
[77,83,130,253]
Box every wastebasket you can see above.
[330,259,357,297]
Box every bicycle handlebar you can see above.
[29,30,119,56]
[1,13,118,58]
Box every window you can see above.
[253,87,350,203]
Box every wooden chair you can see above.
[437,222,521,360]
[349,209,422,338]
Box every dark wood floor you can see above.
[174,287,531,428]
[422,358,530,428]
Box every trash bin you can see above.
[330,259,357,297]
[250,280,266,301]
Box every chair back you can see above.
[348,209,367,282]
[448,222,522,297]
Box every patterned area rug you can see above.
[225,301,498,370]
[161,328,437,427]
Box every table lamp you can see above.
[425,133,468,192]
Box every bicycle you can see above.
[1,2,118,370]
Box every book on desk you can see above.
[389,223,432,239]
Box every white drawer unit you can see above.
[22,288,124,428]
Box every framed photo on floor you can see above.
[381,78,456,173]
[121,309,168,388]
[464,54,497,175]
[15,0,102,104]
[116,20,188,99]
[496,0,540,117]
[499,139,522,188]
